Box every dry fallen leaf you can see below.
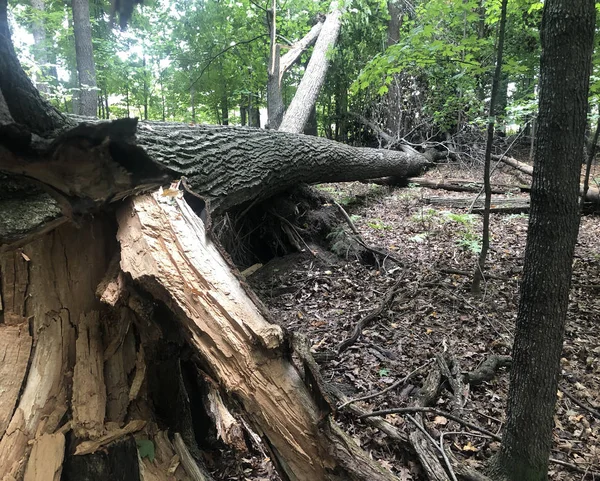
[433,416,448,425]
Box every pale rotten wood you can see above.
[72,310,106,439]
[206,387,246,452]
[0,221,113,480]
[117,194,398,481]
[117,194,332,481]
[173,433,214,481]
[0,325,32,438]
[22,433,65,481]
[74,419,146,455]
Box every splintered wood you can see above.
[117,194,335,481]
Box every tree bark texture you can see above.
[1,119,430,247]
[494,1,596,479]
[71,0,98,117]
[133,122,430,213]
[279,3,342,133]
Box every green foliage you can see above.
[136,439,155,461]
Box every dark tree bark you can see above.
[492,1,596,479]
[72,0,98,117]
[1,119,431,247]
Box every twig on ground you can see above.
[407,414,458,481]
[559,385,600,420]
[337,277,404,354]
[440,267,510,282]
[333,200,404,266]
[548,457,600,478]
[360,407,501,441]
[338,359,434,409]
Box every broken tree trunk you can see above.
[116,192,399,481]
[267,7,324,129]
[278,2,342,133]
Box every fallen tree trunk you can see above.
[1,118,430,246]
[407,177,523,194]
[494,154,600,202]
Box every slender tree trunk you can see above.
[190,83,196,123]
[104,87,110,119]
[71,0,97,117]
[221,94,229,126]
[30,0,51,95]
[471,0,507,295]
[492,1,595,479]
[279,3,342,133]
[142,56,148,120]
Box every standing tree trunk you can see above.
[471,0,508,295]
[266,5,324,130]
[71,0,98,117]
[30,0,53,95]
[492,1,595,479]
[278,2,341,133]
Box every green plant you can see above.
[367,218,392,230]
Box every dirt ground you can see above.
[242,163,600,480]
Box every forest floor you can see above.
[241,161,600,480]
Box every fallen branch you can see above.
[559,385,600,420]
[464,355,512,386]
[337,359,433,409]
[407,177,521,195]
[360,407,501,442]
[440,268,510,282]
[337,277,404,354]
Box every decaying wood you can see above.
[116,192,398,481]
[0,324,31,439]
[173,433,214,481]
[72,311,107,439]
[23,432,65,481]
[74,419,146,455]
[0,220,114,480]
[204,384,247,452]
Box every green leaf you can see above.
[137,439,155,462]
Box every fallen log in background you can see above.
[424,196,530,213]
[494,154,600,203]
[407,177,524,195]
